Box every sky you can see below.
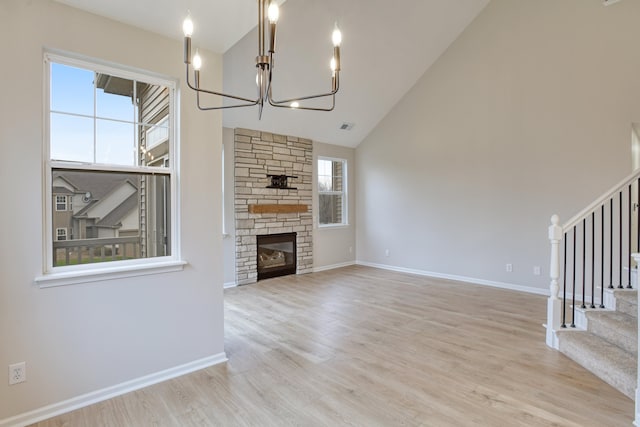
[50,62,167,167]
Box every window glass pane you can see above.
[50,63,94,116]
[319,194,343,225]
[318,159,333,191]
[50,113,94,162]
[96,74,135,121]
[96,119,136,166]
[51,170,170,267]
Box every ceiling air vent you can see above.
[339,122,355,131]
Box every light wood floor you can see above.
[32,265,633,426]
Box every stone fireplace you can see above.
[234,128,313,285]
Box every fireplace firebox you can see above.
[256,232,297,280]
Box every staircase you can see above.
[546,168,640,410]
[557,289,637,398]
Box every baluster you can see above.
[610,198,613,288]
[572,225,576,328]
[629,185,633,288]
[619,191,623,289]
[580,217,587,308]
[562,233,567,327]
[591,211,595,308]
[581,218,586,309]
[600,204,605,308]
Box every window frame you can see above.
[37,50,184,287]
[317,156,348,228]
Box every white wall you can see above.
[313,142,357,269]
[356,0,640,291]
[0,0,224,422]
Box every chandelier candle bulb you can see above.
[267,3,279,23]
[192,50,202,70]
[332,24,342,46]
[182,13,194,37]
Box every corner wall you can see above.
[0,0,224,422]
[356,0,640,291]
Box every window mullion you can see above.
[93,71,97,164]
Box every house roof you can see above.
[95,192,138,228]
[52,186,74,195]
[54,171,138,201]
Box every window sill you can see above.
[34,260,188,288]
[318,224,350,230]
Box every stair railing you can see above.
[547,168,640,349]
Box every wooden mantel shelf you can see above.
[249,204,309,214]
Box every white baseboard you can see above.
[223,281,237,289]
[355,260,549,296]
[0,353,228,427]
[313,261,356,273]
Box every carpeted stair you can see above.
[557,289,637,399]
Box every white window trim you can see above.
[318,156,348,228]
[39,50,184,288]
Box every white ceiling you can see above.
[54,0,489,147]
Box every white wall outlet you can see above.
[533,266,541,276]
[506,263,513,272]
[9,362,26,385]
[385,249,390,257]
[349,246,353,254]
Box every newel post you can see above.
[546,214,563,349]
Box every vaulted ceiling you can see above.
[54,0,490,147]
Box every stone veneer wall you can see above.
[234,128,313,285]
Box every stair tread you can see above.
[611,289,637,305]
[585,310,637,355]
[558,330,636,399]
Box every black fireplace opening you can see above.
[257,232,297,281]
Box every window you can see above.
[42,52,180,282]
[318,157,347,226]
[55,195,67,211]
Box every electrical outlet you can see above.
[506,263,513,272]
[9,362,26,385]
[533,266,541,276]
[385,249,390,257]
[349,246,353,254]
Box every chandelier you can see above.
[182,0,342,119]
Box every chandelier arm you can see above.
[195,89,260,111]
[268,73,339,105]
[185,66,259,104]
[268,94,335,112]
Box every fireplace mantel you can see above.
[248,204,309,214]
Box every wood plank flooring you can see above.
[32,265,634,426]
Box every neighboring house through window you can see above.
[43,51,179,279]
[318,157,347,226]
